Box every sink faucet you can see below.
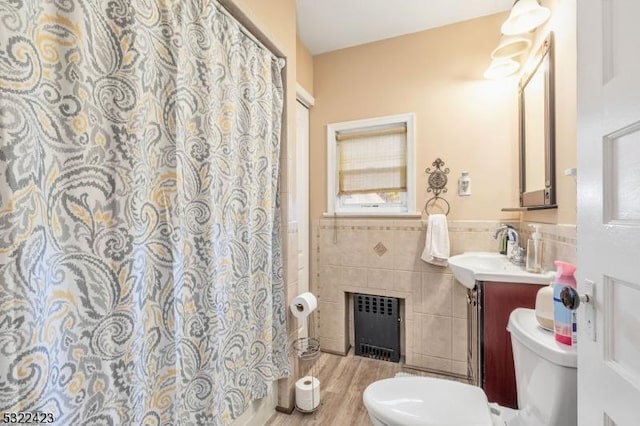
[493,224,511,240]
[493,224,513,255]
[494,225,525,265]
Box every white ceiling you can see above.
[297,0,514,55]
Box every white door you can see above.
[296,100,310,337]
[577,1,640,424]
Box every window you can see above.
[326,113,416,215]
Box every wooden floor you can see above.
[266,350,467,426]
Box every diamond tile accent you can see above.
[373,242,387,257]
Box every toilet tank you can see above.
[507,308,577,426]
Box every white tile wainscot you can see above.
[311,218,578,377]
[312,219,502,376]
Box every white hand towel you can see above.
[421,214,450,267]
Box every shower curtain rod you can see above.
[215,0,285,63]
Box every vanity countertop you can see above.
[448,252,555,289]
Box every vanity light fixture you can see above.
[501,0,551,35]
[483,57,520,79]
[491,34,532,59]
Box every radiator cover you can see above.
[354,293,400,362]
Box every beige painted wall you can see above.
[521,0,577,225]
[229,0,296,55]
[310,4,577,225]
[310,13,521,222]
[296,36,314,95]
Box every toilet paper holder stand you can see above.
[292,336,321,413]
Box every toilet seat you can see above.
[364,310,578,426]
[363,376,494,426]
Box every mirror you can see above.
[519,32,556,208]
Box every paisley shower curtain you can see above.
[0,0,289,424]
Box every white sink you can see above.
[448,252,555,289]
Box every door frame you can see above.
[295,84,314,337]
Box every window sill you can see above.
[322,211,422,218]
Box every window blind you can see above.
[337,124,407,195]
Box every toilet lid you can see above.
[363,377,494,426]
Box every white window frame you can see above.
[326,113,418,216]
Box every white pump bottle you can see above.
[526,225,544,273]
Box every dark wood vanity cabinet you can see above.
[478,281,544,409]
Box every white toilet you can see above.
[363,308,577,426]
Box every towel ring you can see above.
[423,158,451,216]
[423,196,450,216]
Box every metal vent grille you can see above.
[354,294,400,363]
[359,343,395,361]
[357,295,395,316]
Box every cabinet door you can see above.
[482,281,542,408]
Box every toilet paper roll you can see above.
[295,376,320,411]
[290,292,317,319]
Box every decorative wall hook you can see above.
[424,158,451,215]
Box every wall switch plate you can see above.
[458,174,471,196]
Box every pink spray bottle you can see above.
[552,261,577,346]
